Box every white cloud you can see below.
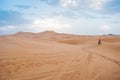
[59,0,111,10]
[100,25,112,31]
[31,16,72,32]
[60,0,78,8]
[90,0,111,10]
[0,26,16,31]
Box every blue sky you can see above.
[0,0,120,35]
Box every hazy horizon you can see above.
[0,0,120,35]
[0,30,120,36]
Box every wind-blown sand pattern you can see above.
[0,31,120,80]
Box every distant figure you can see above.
[98,39,101,45]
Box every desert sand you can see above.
[0,31,120,80]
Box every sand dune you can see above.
[0,31,120,80]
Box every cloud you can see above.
[56,0,117,16]
[59,0,112,10]
[60,0,78,8]
[15,5,31,9]
[0,26,16,31]
[90,0,111,10]
[31,16,72,32]
[60,0,118,14]
[40,0,119,16]
[100,25,112,31]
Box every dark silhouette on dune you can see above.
[98,39,101,45]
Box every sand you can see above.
[0,31,120,80]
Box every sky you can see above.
[0,0,120,35]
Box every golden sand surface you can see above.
[0,31,120,80]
